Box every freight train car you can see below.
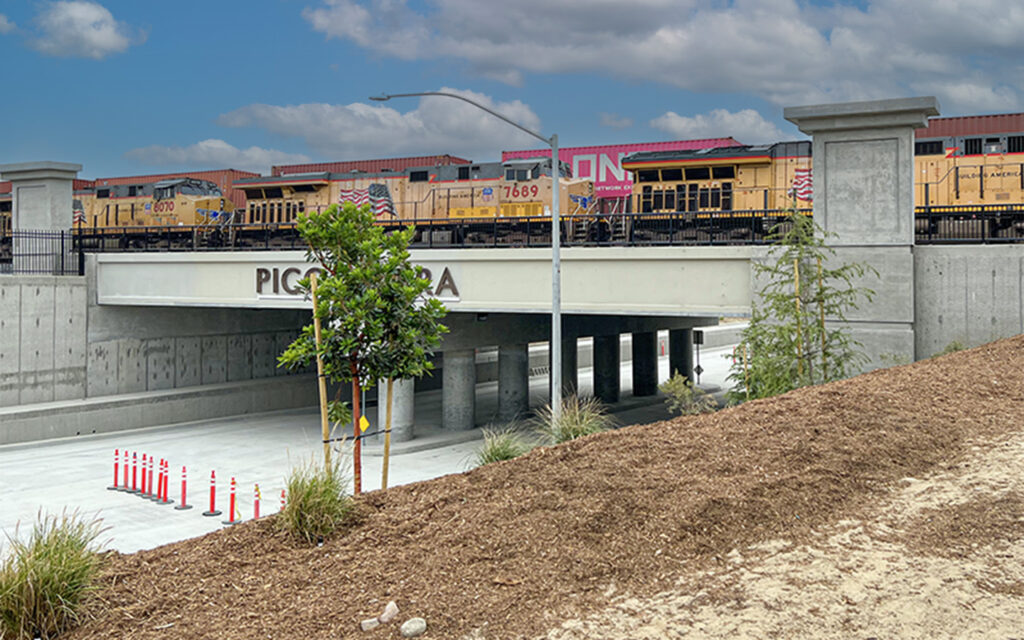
[235,157,596,224]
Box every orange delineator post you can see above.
[121,449,129,491]
[131,452,138,493]
[107,449,119,490]
[254,484,261,519]
[202,470,221,517]
[175,466,193,511]
[222,477,241,525]
[140,454,148,496]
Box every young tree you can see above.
[279,202,447,494]
[727,211,877,403]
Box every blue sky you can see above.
[1,0,1021,179]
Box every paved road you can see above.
[0,345,736,556]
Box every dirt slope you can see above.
[67,336,1024,639]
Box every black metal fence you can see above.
[0,230,83,275]
[915,204,1024,244]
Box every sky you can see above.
[1,0,1022,179]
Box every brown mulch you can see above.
[67,336,1024,639]
[907,491,1024,558]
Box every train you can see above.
[5,111,1024,244]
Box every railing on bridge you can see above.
[2,206,1022,270]
[0,230,83,275]
[915,204,1024,244]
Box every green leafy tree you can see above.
[727,211,877,403]
[279,202,447,493]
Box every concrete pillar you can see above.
[0,162,82,231]
[631,331,658,396]
[497,343,529,422]
[669,328,694,382]
[785,97,939,367]
[376,378,415,443]
[561,336,578,396]
[442,349,476,430]
[593,334,620,404]
[0,162,82,274]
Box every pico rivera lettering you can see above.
[255,266,460,300]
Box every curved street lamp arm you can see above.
[370,91,553,147]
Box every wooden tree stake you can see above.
[794,258,804,378]
[382,378,394,490]
[310,272,331,469]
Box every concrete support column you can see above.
[376,378,415,443]
[442,349,476,430]
[631,331,658,396]
[669,328,694,382]
[561,337,578,396]
[497,343,529,422]
[593,334,620,404]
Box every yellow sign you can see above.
[359,415,370,432]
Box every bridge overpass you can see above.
[4,97,1024,445]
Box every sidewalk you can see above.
[0,345,736,555]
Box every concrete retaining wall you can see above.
[0,375,318,445]
[0,276,87,406]
[915,245,1024,358]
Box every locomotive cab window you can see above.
[636,169,660,183]
[409,170,429,182]
[685,167,711,181]
[712,166,735,179]
[264,187,283,199]
[458,166,470,180]
[661,169,683,181]
[96,189,110,199]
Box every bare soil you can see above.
[66,336,1024,639]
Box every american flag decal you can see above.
[338,183,396,218]
[791,167,812,201]
[72,203,86,225]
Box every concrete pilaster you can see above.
[669,328,694,382]
[785,97,939,367]
[442,349,476,430]
[376,378,415,443]
[561,337,578,396]
[593,334,620,404]
[631,331,658,396]
[497,343,529,422]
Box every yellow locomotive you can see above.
[76,178,236,228]
[234,157,596,224]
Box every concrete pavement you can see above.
[0,345,736,557]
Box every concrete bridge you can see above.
[4,97,1024,444]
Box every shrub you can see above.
[475,426,532,466]
[659,372,718,415]
[534,395,615,444]
[0,511,106,640]
[278,457,355,544]
[933,340,965,357]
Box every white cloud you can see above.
[650,109,787,145]
[124,139,311,175]
[303,0,1024,114]
[31,1,144,59]
[217,87,543,161]
[0,14,15,34]
[599,113,633,130]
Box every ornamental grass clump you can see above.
[534,395,615,444]
[0,511,106,640]
[659,372,719,416]
[475,426,533,466]
[278,457,355,544]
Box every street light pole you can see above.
[370,91,563,421]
